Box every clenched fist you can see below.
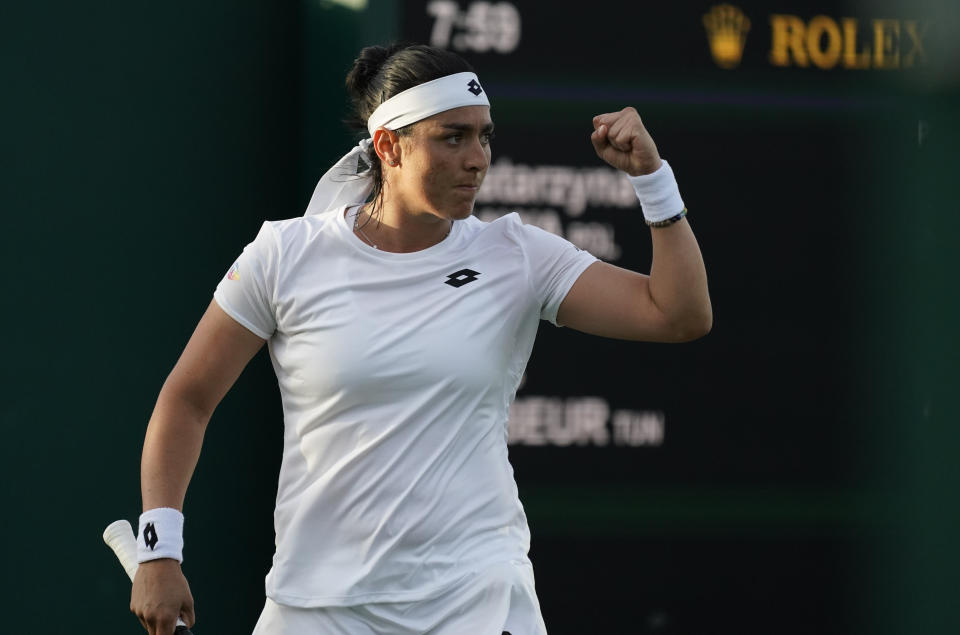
[591,107,662,176]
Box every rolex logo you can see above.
[703,4,751,69]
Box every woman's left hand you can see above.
[591,107,662,176]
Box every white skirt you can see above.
[252,560,548,634]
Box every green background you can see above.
[2,0,958,632]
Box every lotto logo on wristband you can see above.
[143,522,158,550]
[137,507,184,563]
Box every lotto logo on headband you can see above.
[467,79,483,96]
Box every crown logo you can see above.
[703,4,751,69]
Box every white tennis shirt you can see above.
[213,205,597,607]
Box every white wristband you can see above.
[137,507,184,564]
[627,159,686,223]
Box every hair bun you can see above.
[345,44,403,102]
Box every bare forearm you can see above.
[141,390,209,511]
[648,217,712,339]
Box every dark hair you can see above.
[344,43,475,222]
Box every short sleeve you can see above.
[519,222,599,326]
[213,222,278,339]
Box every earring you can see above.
[389,160,397,166]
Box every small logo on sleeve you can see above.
[143,523,158,550]
[227,262,240,281]
[445,269,481,288]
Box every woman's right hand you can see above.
[131,559,195,635]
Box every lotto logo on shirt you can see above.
[226,262,240,281]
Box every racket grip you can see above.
[102,520,139,581]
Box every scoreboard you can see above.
[394,2,946,632]
[400,0,937,488]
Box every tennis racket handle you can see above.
[103,520,192,632]
[103,520,140,581]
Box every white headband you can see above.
[304,72,490,216]
[367,72,489,135]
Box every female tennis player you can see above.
[130,43,711,635]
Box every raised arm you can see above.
[557,107,711,342]
[132,299,265,635]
